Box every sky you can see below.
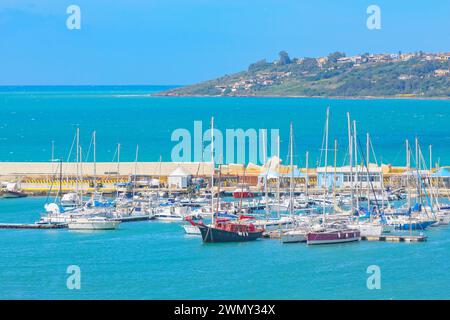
[0,0,449,85]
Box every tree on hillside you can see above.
[278,51,291,65]
[328,52,346,63]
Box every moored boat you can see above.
[281,229,307,243]
[67,217,120,230]
[194,219,264,243]
[307,224,361,245]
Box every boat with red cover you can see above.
[232,184,254,199]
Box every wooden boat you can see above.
[193,219,264,243]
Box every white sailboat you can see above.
[67,216,120,230]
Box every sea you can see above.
[0,86,449,299]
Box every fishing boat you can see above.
[195,219,264,243]
[67,216,120,230]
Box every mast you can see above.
[262,129,269,217]
[353,120,359,211]
[117,143,121,181]
[210,117,215,224]
[76,127,80,198]
[366,133,370,211]
[429,145,432,173]
[93,131,97,191]
[406,139,411,209]
[415,137,420,204]
[277,135,281,219]
[322,107,329,218]
[79,146,83,203]
[347,113,354,214]
[51,140,55,176]
[59,158,63,200]
[305,151,309,199]
[333,139,337,206]
[133,144,139,199]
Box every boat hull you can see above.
[2,191,27,198]
[198,224,263,243]
[67,221,120,230]
[394,220,435,230]
[232,191,254,199]
[182,224,201,235]
[307,230,361,245]
[281,231,307,243]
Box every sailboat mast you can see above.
[117,143,121,181]
[347,113,354,213]
[429,145,432,172]
[210,117,215,224]
[263,129,269,216]
[305,151,309,199]
[333,139,337,206]
[76,128,80,199]
[277,135,281,219]
[133,144,139,199]
[406,139,411,209]
[366,133,370,211]
[93,131,97,191]
[289,122,294,217]
[79,146,83,202]
[322,107,329,218]
[353,120,359,211]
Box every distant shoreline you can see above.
[152,93,450,100]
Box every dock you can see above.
[0,223,67,229]
[263,231,427,242]
[361,235,427,242]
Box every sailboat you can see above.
[67,216,120,230]
[307,108,360,245]
[281,122,307,243]
[193,117,265,243]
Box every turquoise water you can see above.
[0,197,449,299]
[1,86,450,165]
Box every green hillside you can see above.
[156,51,450,98]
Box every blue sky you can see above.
[0,0,449,85]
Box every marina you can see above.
[1,87,450,299]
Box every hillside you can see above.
[156,52,450,98]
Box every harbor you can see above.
[1,88,450,300]
[1,110,449,245]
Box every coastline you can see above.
[152,92,450,100]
